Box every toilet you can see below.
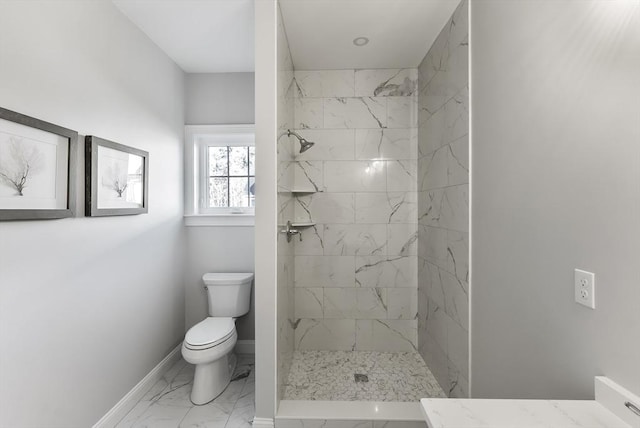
[182,272,253,405]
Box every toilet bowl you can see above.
[182,318,238,404]
[182,272,253,405]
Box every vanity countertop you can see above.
[420,377,640,428]
[420,398,629,427]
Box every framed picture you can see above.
[85,136,148,217]
[0,107,78,220]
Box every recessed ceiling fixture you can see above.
[353,37,369,47]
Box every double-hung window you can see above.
[185,125,255,226]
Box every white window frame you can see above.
[184,124,255,227]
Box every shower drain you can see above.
[354,373,369,383]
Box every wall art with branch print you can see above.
[0,107,77,220]
[85,136,148,216]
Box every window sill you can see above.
[184,214,255,227]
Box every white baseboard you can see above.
[253,417,275,428]
[235,339,255,354]
[93,343,183,428]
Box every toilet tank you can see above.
[203,273,253,317]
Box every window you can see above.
[185,125,255,226]
[206,145,255,210]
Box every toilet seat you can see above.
[184,317,235,350]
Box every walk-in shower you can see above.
[274,0,470,421]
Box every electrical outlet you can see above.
[575,269,595,309]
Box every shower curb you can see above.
[253,417,276,428]
[276,400,425,427]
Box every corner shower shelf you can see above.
[290,221,316,228]
[280,220,316,243]
[278,221,316,228]
[290,188,317,194]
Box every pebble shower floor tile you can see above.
[283,350,446,401]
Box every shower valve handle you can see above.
[281,221,300,243]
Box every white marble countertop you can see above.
[420,398,629,427]
[420,377,640,428]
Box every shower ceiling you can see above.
[279,0,462,70]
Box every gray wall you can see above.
[185,227,255,338]
[184,73,256,339]
[185,73,255,124]
[471,0,640,398]
[0,1,185,426]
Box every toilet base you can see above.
[191,353,234,405]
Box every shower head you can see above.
[287,129,315,153]
[299,139,315,153]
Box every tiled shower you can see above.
[291,68,419,352]
[277,0,469,402]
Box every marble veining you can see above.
[387,224,418,256]
[294,70,355,98]
[387,97,418,129]
[295,193,355,224]
[355,255,417,289]
[354,192,417,225]
[375,76,416,97]
[284,350,445,402]
[294,256,355,288]
[116,355,255,428]
[324,97,387,129]
[387,160,418,192]
[417,0,469,398]
[420,398,632,428]
[355,129,417,161]
[355,69,418,97]
[294,319,356,351]
[292,67,418,353]
[323,224,388,256]
[294,161,323,192]
[356,319,417,352]
[295,129,356,162]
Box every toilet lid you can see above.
[185,317,235,348]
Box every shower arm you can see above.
[287,129,300,140]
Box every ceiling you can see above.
[112,0,255,73]
[112,0,461,73]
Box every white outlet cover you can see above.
[575,269,596,309]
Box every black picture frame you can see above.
[0,107,78,221]
[85,136,149,217]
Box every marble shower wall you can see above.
[291,69,419,352]
[276,4,296,400]
[417,0,469,398]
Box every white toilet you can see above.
[182,272,253,405]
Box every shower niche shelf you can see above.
[290,221,316,228]
[278,221,316,228]
[290,188,316,194]
[277,188,316,195]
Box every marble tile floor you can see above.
[116,354,255,428]
[283,350,446,401]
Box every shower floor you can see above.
[283,350,446,401]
